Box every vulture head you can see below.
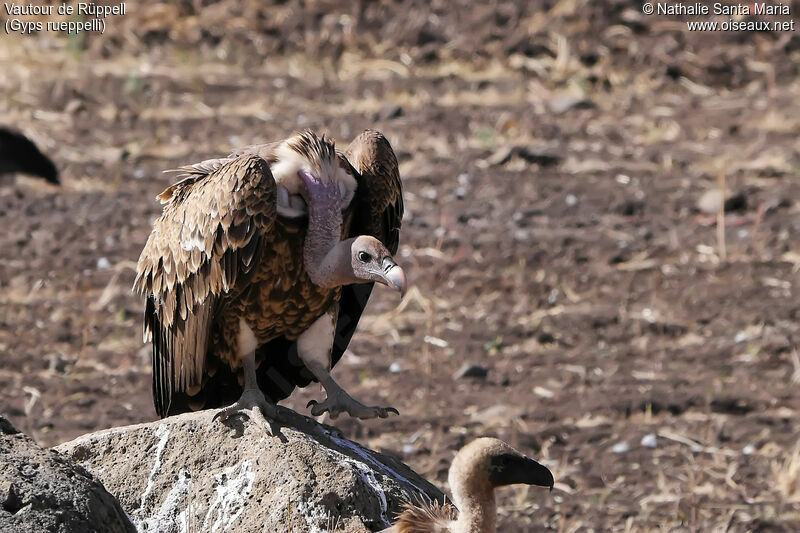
[270,130,356,218]
[449,438,554,498]
[348,235,406,296]
[270,130,407,296]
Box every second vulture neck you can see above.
[451,480,497,533]
[303,195,351,288]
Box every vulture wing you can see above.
[333,130,403,367]
[134,155,277,417]
[252,130,403,401]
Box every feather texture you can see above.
[134,155,276,416]
[134,130,403,416]
[385,501,457,533]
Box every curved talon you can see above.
[306,395,399,420]
[212,389,279,434]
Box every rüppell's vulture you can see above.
[0,127,59,184]
[134,130,405,425]
[382,438,554,533]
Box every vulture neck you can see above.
[303,199,351,288]
[450,480,496,533]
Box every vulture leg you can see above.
[213,324,281,433]
[299,306,399,420]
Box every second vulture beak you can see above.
[381,257,407,297]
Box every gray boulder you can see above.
[56,408,444,532]
[0,415,135,533]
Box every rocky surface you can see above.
[0,415,134,533]
[56,408,445,533]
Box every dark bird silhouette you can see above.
[0,127,58,184]
[134,130,405,425]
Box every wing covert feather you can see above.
[134,155,277,417]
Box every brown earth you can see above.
[1,1,799,531]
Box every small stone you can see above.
[46,354,68,374]
[96,257,111,269]
[565,194,578,206]
[742,444,756,455]
[547,288,560,305]
[548,92,594,114]
[388,362,402,374]
[697,189,724,214]
[611,441,630,454]
[640,433,657,449]
[454,363,489,380]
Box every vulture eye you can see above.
[357,251,372,263]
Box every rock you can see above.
[0,415,135,533]
[56,409,444,533]
[640,433,658,449]
[611,441,630,454]
[453,363,489,379]
[697,189,748,215]
[697,189,724,214]
[483,146,560,168]
[548,92,594,114]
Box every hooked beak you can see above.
[489,453,554,489]
[380,257,407,297]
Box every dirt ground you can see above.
[1,1,799,531]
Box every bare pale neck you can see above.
[303,199,352,288]
[452,490,496,533]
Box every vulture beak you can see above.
[489,453,554,490]
[381,257,407,297]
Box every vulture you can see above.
[382,438,554,533]
[0,127,59,184]
[134,130,405,424]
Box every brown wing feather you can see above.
[344,129,403,253]
[134,155,277,417]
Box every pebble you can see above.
[640,433,658,449]
[388,362,402,374]
[742,444,756,455]
[453,363,488,380]
[697,189,724,214]
[96,257,111,269]
[611,441,630,454]
[565,194,578,206]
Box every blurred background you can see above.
[1,0,799,530]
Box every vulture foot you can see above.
[307,390,399,420]
[213,388,281,434]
